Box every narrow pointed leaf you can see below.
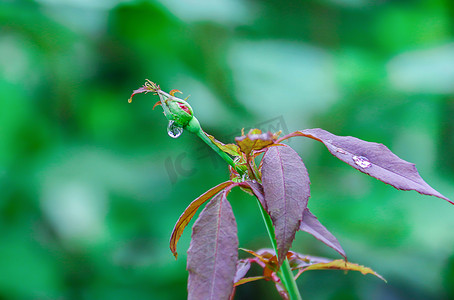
[187,191,239,300]
[279,128,451,204]
[300,208,346,260]
[262,145,310,265]
[234,276,266,287]
[170,181,236,258]
[297,259,386,282]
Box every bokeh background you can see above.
[1,0,454,299]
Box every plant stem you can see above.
[196,128,302,300]
[256,201,302,300]
[196,129,238,170]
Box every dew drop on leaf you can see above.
[352,155,372,168]
[167,120,183,138]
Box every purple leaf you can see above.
[262,145,311,265]
[187,191,238,300]
[300,208,346,260]
[170,181,237,258]
[278,128,452,204]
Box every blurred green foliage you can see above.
[1,0,453,299]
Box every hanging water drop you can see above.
[167,120,183,138]
[352,155,372,168]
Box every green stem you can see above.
[196,128,302,300]
[196,129,238,170]
[256,201,302,300]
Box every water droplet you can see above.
[167,120,183,138]
[352,155,372,168]
[336,148,347,154]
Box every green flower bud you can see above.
[185,116,201,134]
[127,79,201,135]
[166,99,194,127]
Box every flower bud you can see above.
[185,116,202,134]
[166,99,194,127]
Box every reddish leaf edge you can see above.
[187,190,239,300]
[294,259,386,283]
[234,276,266,287]
[277,129,452,204]
[169,181,238,259]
